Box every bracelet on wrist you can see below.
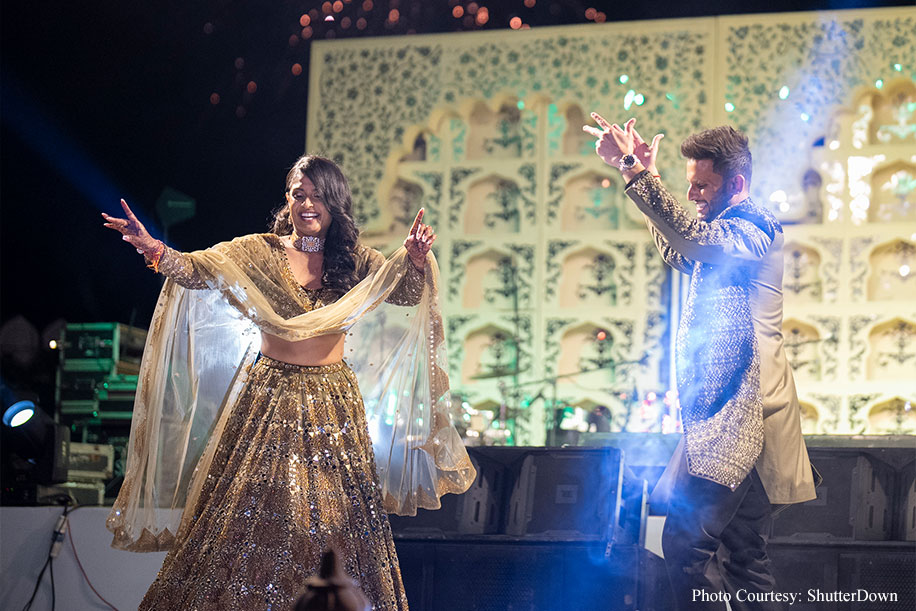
[145,240,165,273]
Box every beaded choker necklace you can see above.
[292,233,325,253]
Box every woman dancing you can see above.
[102,155,474,610]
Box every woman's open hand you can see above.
[102,199,161,255]
[404,208,436,270]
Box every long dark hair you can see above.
[271,155,360,295]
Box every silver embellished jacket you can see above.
[627,171,815,503]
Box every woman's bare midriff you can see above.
[259,332,345,366]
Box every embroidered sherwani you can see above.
[625,171,815,503]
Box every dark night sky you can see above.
[1,0,909,335]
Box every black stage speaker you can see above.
[505,447,623,540]
[897,458,915,541]
[773,447,899,540]
[768,541,915,611]
[636,549,674,611]
[615,470,648,547]
[389,449,506,536]
[394,539,639,611]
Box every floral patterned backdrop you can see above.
[309,7,916,444]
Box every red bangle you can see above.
[146,241,165,273]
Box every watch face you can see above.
[620,154,637,169]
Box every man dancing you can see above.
[584,116,816,610]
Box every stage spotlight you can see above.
[2,392,70,487]
[4,399,37,427]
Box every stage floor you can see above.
[0,506,666,611]
[4,505,915,610]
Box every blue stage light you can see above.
[3,400,36,428]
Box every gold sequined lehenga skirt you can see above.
[139,356,409,611]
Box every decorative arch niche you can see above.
[461,323,520,385]
[867,397,916,435]
[783,319,822,382]
[847,78,916,148]
[398,131,431,163]
[557,321,618,385]
[871,79,916,146]
[558,247,619,307]
[563,104,593,156]
[464,174,522,234]
[870,161,916,223]
[866,317,916,380]
[461,248,520,309]
[385,178,425,235]
[467,99,527,160]
[783,242,823,302]
[559,171,624,232]
[867,239,916,301]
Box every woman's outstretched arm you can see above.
[102,199,209,288]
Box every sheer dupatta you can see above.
[107,241,475,551]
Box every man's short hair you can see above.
[680,126,752,185]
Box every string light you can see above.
[510,16,521,29]
[778,86,789,99]
[725,102,735,112]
